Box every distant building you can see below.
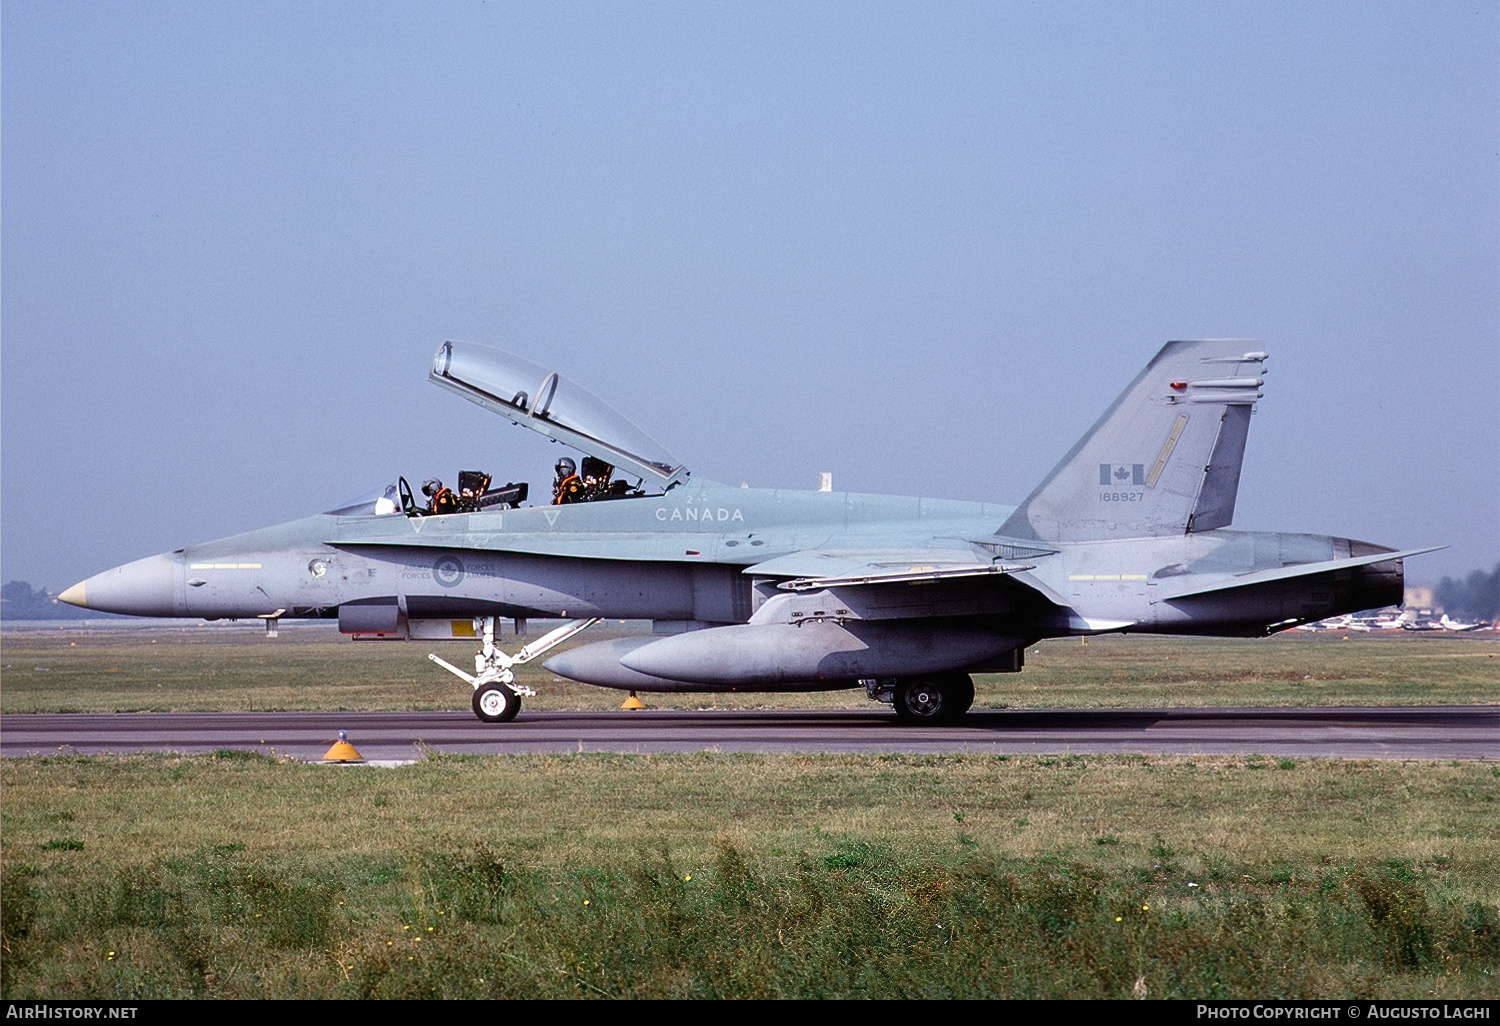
[1404,586,1433,611]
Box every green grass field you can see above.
[2,625,1496,999]
[2,752,1497,998]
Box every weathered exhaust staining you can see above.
[62,339,1436,725]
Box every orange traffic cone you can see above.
[321,730,365,763]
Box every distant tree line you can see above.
[0,581,95,620]
[1433,564,1500,623]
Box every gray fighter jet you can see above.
[61,339,1434,723]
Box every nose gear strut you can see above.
[429,616,598,722]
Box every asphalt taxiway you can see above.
[1,706,1494,762]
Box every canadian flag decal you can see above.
[1099,464,1145,486]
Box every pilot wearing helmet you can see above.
[422,478,458,515]
[579,456,615,500]
[552,458,583,505]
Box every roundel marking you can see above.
[434,555,466,588]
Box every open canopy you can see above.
[429,341,688,489]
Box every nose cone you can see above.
[59,553,179,616]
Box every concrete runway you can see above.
[1,706,1495,762]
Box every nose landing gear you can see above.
[429,616,599,723]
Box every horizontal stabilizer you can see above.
[1161,546,1443,601]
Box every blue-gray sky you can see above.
[4,1,1496,590]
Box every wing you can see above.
[546,546,1051,688]
[745,548,1033,589]
[742,549,1037,625]
[741,548,1131,632]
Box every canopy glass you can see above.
[429,341,687,487]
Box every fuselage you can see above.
[64,477,1400,639]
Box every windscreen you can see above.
[325,482,400,516]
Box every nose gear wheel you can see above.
[473,682,521,722]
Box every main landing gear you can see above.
[877,673,974,725]
[429,617,598,723]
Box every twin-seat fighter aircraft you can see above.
[62,339,1432,723]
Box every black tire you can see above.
[893,674,974,725]
[472,683,520,723]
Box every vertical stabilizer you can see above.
[999,340,1267,542]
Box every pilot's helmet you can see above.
[555,458,576,478]
[421,479,443,497]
